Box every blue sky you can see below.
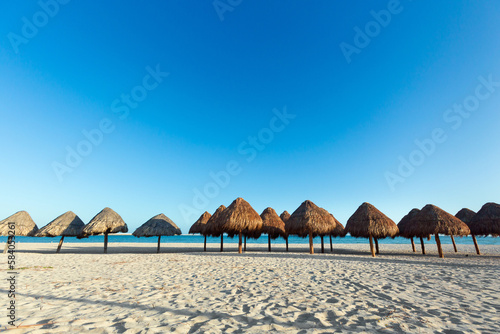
[1,0,499,233]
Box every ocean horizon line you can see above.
[2,234,499,246]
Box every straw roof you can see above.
[345,202,399,238]
[0,211,39,236]
[329,214,346,237]
[260,207,286,239]
[280,210,291,223]
[36,211,84,237]
[468,202,500,236]
[189,211,211,234]
[405,204,470,237]
[203,205,226,237]
[286,200,342,237]
[81,207,128,236]
[455,208,476,225]
[133,214,181,237]
[218,198,263,237]
[397,208,420,238]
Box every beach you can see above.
[2,243,499,333]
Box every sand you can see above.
[1,242,499,333]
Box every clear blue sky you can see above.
[1,0,499,233]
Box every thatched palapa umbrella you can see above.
[1,211,39,253]
[133,214,181,253]
[397,208,424,254]
[35,211,85,253]
[466,203,500,255]
[260,207,286,252]
[345,202,398,257]
[189,211,211,251]
[286,200,342,254]
[218,198,262,254]
[407,204,470,258]
[328,214,345,253]
[203,205,226,251]
[80,207,128,253]
[455,208,479,254]
[280,210,291,251]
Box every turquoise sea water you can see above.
[1,234,499,245]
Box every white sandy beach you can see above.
[1,242,499,333]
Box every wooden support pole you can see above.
[286,235,289,252]
[321,236,325,253]
[420,237,426,255]
[435,233,444,258]
[204,235,207,252]
[268,235,271,252]
[104,232,108,254]
[309,231,314,254]
[157,236,161,253]
[450,235,457,253]
[56,236,65,253]
[3,236,12,254]
[220,234,223,252]
[369,236,376,257]
[472,235,481,255]
[238,232,243,254]
[410,237,416,252]
[330,235,333,252]
[374,238,380,254]
[244,235,247,251]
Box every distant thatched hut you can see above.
[260,207,286,252]
[0,211,39,236]
[218,198,263,254]
[328,214,345,253]
[0,211,39,253]
[189,211,211,251]
[203,205,226,251]
[455,208,480,254]
[286,200,342,254]
[35,211,85,253]
[280,210,291,251]
[345,202,398,257]
[397,208,424,254]
[468,203,500,236]
[455,208,476,225]
[133,214,181,253]
[80,207,128,253]
[407,204,470,258]
[467,203,500,255]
